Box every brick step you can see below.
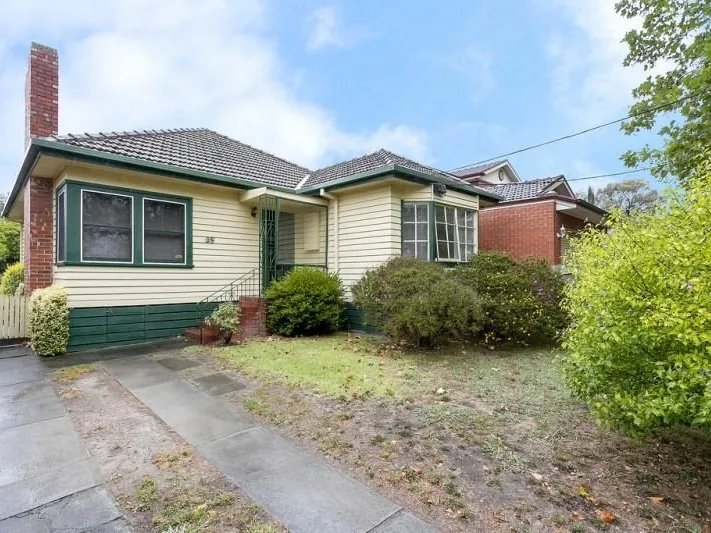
[183,327,221,345]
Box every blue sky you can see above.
[0,0,662,195]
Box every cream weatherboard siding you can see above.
[53,165,258,308]
[328,182,400,296]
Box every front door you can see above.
[260,208,276,292]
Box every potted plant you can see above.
[205,303,241,344]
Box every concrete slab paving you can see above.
[0,485,127,533]
[102,353,436,533]
[0,354,44,387]
[200,427,402,533]
[192,372,246,395]
[0,415,89,487]
[0,380,66,430]
[155,355,202,371]
[129,379,255,446]
[0,345,31,360]
[0,347,129,531]
[102,356,178,389]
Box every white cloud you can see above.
[0,0,425,192]
[444,46,495,102]
[305,6,372,51]
[544,0,645,125]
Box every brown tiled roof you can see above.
[450,160,505,177]
[479,176,563,202]
[303,148,500,199]
[47,128,500,200]
[52,128,310,189]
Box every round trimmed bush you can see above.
[1,263,24,295]
[29,285,70,356]
[352,257,483,347]
[266,268,344,336]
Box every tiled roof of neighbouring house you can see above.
[46,128,500,200]
[52,128,311,189]
[450,160,506,177]
[479,176,564,202]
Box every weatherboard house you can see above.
[5,43,507,351]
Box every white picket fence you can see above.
[0,295,29,339]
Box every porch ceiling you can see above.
[240,187,328,208]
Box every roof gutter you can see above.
[2,138,300,218]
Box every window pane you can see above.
[436,222,447,240]
[144,199,185,263]
[402,223,415,241]
[82,191,132,262]
[416,242,428,259]
[456,208,465,227]
[416,222,428,240]
[56,191,65,262]
[448,241,456,259]
[416,204,428,222]
[402,242,416,257]
[437,241,449,259]
[402,203,415,223]
[435,205,445,223]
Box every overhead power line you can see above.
[450,87,711,171]
[564,167,652,183]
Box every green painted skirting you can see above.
[68,302,219,352]
[343,302,380,334]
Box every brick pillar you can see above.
[240,297,267,337]
[25,42,59,147]
[23,176,54,292]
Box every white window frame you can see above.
[142,196,188,266]
[435,204,476,263]
[402,202,429,260]
[56,186,67,263]
[80,188,134,264]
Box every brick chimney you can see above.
[25,42,59,146]
[23,42,58,293]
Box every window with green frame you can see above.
[401,201,476,262]
[56,181,193,267]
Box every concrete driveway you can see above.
[0,346,129,532]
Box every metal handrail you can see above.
[198,268,261,307]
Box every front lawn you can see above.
[189,334,711,532]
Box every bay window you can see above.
[56,181,192,267]
[401,202,429,260]
[402,201,476,262]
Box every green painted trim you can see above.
[428,201,436,262]
[55,186,67,263]
[400,199,405,256]
[59,181,193,268]
[67,301,215,352]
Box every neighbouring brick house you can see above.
[454,162,606,266]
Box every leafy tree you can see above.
[594,179,660,214]
[0,219,21,270]
[562,157,711,434]
[617,0,711,182]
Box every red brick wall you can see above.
[479,201,558,264]
[240,297,267,337]
[25,42,58,146]
[23,176,54,292]
[554,212,592,264]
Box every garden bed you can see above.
[182,334,711,533]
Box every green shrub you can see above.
[352,257,482,347]
[562,162,711,434]
[206,303,240,343]
[453,252,566,345]
[1,263,24,295]
[29,286,70,356]
[266,268,344,336]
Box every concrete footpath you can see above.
[102,354,435,533]
[0,346,130,532]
